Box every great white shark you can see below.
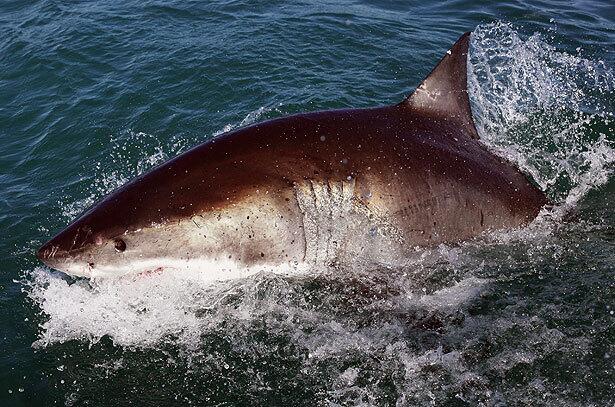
[37,32,547,278]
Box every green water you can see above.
[1,1,614,406]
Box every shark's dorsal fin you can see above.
[403,32,479,139]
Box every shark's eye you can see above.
[114,238,126,252]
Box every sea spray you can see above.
[468,21,614,206]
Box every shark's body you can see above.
[37,32,547,278]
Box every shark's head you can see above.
[36,153,306,278]
[36,204,183,278]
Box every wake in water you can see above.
[25,22,615,405]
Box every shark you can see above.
[37,32,547,279]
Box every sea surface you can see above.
[1,1,614,406]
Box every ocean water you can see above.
[1,0,614,406]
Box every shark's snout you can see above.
[37,241,57,261]
[36,222,91,270]
[36,234,96,277]
[36,237,70,268]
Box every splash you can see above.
[25,260,488,347]
[27,266,250,348]
[468,21,615,208]
[24,23,615,406]
[212,105,279,136]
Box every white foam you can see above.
[26,263,310,348]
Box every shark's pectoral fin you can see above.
[403,32,479,140]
